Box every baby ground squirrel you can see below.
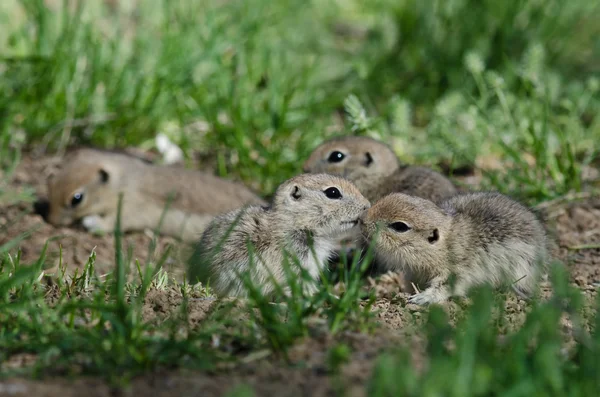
[360,192,547,305]
[46,148,266,241]
[303,136,457,203]
[187,173,370,298]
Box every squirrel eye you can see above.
[71,192,84,208]
[327,151,345,163]
[323,187,342,199]
[389,221,411,233]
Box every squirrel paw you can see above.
[408,287,449,305]
[82,215,111,233]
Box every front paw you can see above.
[408,288,448,305]
[82,215,111,234]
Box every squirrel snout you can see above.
[34,199,50,221]
[358,210,368,224]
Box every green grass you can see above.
[1,0,600,394]
[369,266,600,397]
[1,198,215,383]
[2,0,598,196]
[0,194,376,383]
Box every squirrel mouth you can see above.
[341,219,359,227]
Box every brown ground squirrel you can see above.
[46,148,266,241]
[187,173,370,298]
[303,136,457,203]
[360,192,548,305]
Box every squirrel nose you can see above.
[359,210,368,224]
[34,199,50,221]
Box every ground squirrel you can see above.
[187,173,370,298]
[303,136,457,203]
[45,148,266,241]
[360,192,547,304]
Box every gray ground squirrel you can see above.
[187,173,370,298]
[46,148,266,242]
[303,135,458,203]
[360,192,548,305]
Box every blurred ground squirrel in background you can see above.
[303,136,458,203]
[187,173,370,298]
[303,135,458,258]
[45,148,266,242]
[361,192,548,305]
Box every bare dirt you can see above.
[1,153,599,397]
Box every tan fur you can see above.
[361,192,548,304]
[303,136,457,203]
[46,148,266,241]
[187,173,371,298]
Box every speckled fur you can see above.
[361,192,548,304]
[303,136,457,203]
[46,148,265,241]
[187,174,371,298]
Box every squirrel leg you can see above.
[408,273,451,305]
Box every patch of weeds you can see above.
[0,0,366,192]
[243,247,376,358]
[2,1,599,202]
[368,264,600,395]
[428,58,599,204]
[344,74,598,205]
[359,0,600,108]
[239,248,318,356]
[0,195,217,384]
[320,242,377,335]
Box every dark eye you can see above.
[327,151,345,163]
[71,192,84,207]
[324,187,342,199]
[389,222,411,233]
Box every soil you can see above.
[1,152,599,397]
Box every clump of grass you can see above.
[0,196,216,383]
[237,239,377,357]
[342,79,598,205]
[368,263,600,395]
[0,0,362,192]
[425,58,600,204]
[2,1,598,200]
[358,0,600,106]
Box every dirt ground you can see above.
[1,153,599,396]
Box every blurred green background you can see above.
[1,0,599,200]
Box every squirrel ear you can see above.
[98,169,110,183]
[365,152,373,166]
[291,185,301,200]
[428,228,440,244]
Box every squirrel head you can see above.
[303,136,400,190]
[360,193,450,265]
[46,151,118,226]
[271,173,370,238]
